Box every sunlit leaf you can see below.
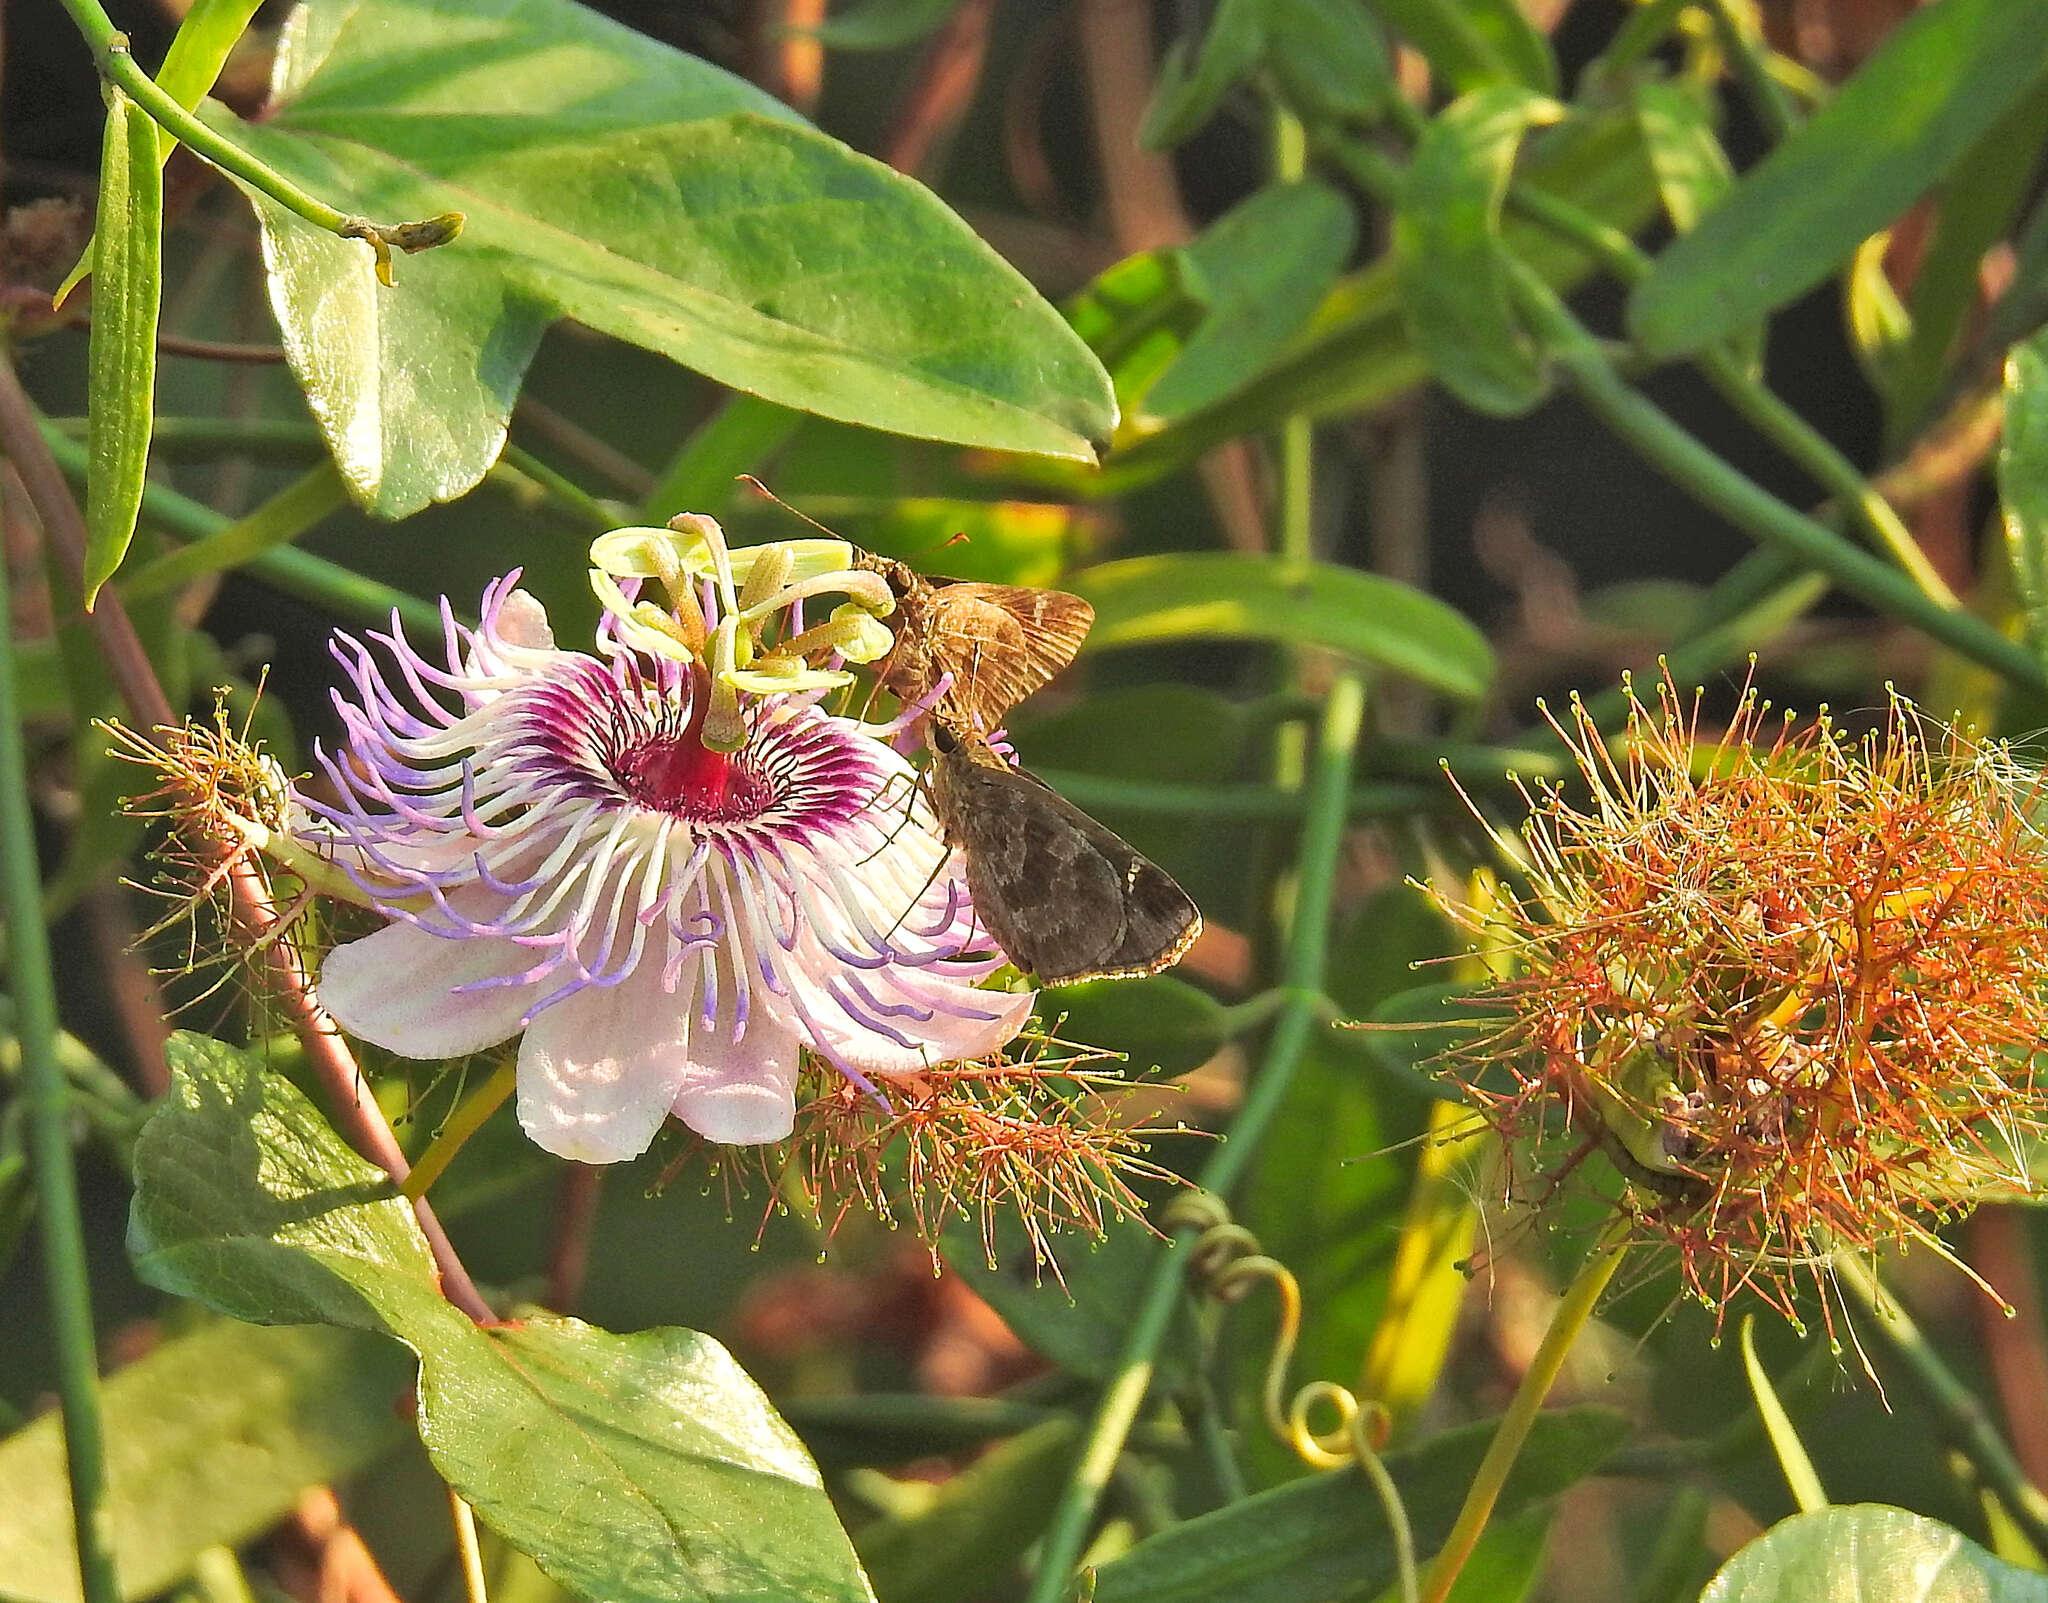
[1701,1506,2048,1602]
[0,1323,410,1603]
[1072,552,1493,699]
[205,0,1115,517]
[1628,0,2048,358]
[128,1035,873,1603]
[1394,85,1564,417]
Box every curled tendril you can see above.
[1165,1190,1418,1603]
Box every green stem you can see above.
[1419,1232,1628,1603]
[498,442,619,532]
[56,0,461,284]
[1832,1252,2048,1559]
[122,461,347,603]
[36,418,445,636]
[0,536,122,1603]
[1022,673,1369,1603]
[401,1059,517,1200]
[1496,182,1957,607]
[1501,258,2048,694]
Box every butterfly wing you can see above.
[925,584,1093,732]
[935,748,1200,986]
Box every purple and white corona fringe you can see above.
[303,528,1033,1163]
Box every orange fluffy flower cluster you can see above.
[1440,676,2048,1321]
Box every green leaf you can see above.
[82,88,164,605]
[1395,85,1564,417]
[943,1210,1198,1389]
[1701,1506,2048,1602]
[207,0,1115,518]
[1631,80,1732,236]
[1887,71,2048,442]
[1047,975,1227,1080]
[1145,181,1358,421]
[1365,0,1558,94]
[854,1417,1081,1603]
[1071,552,1494,699]
[1628,0,2048,359]
[0,1322,411,1603]
[810,0,966,50]
[2001,330,2048,677]
[1094,99,1660,490]
[1089,1406,1629,1603]
[129,1034,874,1603]
[1261,0,1395,127]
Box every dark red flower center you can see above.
[614,732,772,821]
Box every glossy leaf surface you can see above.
[1702,1506,2048,1603]
[206,0,1115,516]
[128,1034,873,1603]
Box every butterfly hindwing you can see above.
[932,733,1201,986]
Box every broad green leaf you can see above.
[1145,181,1358,421]
[1046,975,1228,1080]
[1366,0,1558,94]
[128,1034,874,1603]
[206,0,1115,517]
[1701,1506,2048,1603]
[1628,0,2048,358]
[82,88,163,605]
[0,1322,411,1603]
[2001,331,2048,677]
[1394,85,1564,417]
[943,1210,1198,1390]
[1072,552,1493,699]
[811,0,966,50]
[1089,1406,1628,1603]
[854,1418,1081,1603]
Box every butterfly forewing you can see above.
[931,730,1201,986]
[860,553,1093,733]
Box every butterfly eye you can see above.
[929,721,961,756]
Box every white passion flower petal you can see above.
[298,560,1033,1164]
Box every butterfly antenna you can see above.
[736,474,844,540]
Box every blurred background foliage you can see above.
[4,0,2048,1600]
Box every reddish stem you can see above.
[1966,1204,2048,1490]
[0,349,496,1326]
[545,1164,605,1314]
